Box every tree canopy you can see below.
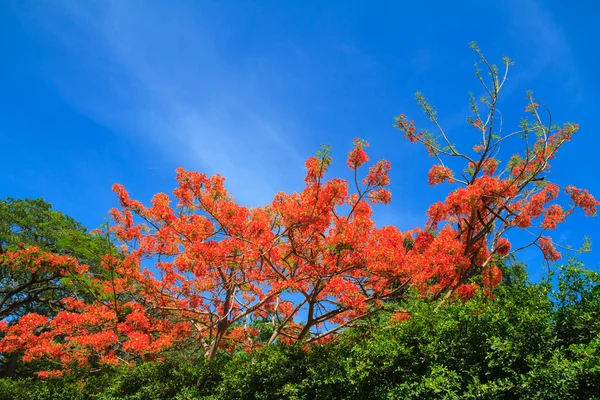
[0,47,598,398]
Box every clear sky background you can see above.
[1,0,599,277]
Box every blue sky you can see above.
[1,0,599,275]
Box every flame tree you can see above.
[1,45,597,377]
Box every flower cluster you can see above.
[428,165,454,185]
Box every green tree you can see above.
[553,259,600,346]
[0,198,114,320]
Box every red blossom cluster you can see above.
[2,247,89,276]
[455,283,480,301]
[566,185,599,217]
[428,165,454,185]
[347,138,370,169]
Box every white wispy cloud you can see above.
[505,0,582,101]
[24,0,306,206]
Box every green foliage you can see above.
[0,197,114,265]
[94,356,225,400]
[0,377,88,400]
[553,259,600,346]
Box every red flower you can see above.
[539,237,561,261]
[428,165,453,185]
[495,238,511,257]
[347,138,370,170]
